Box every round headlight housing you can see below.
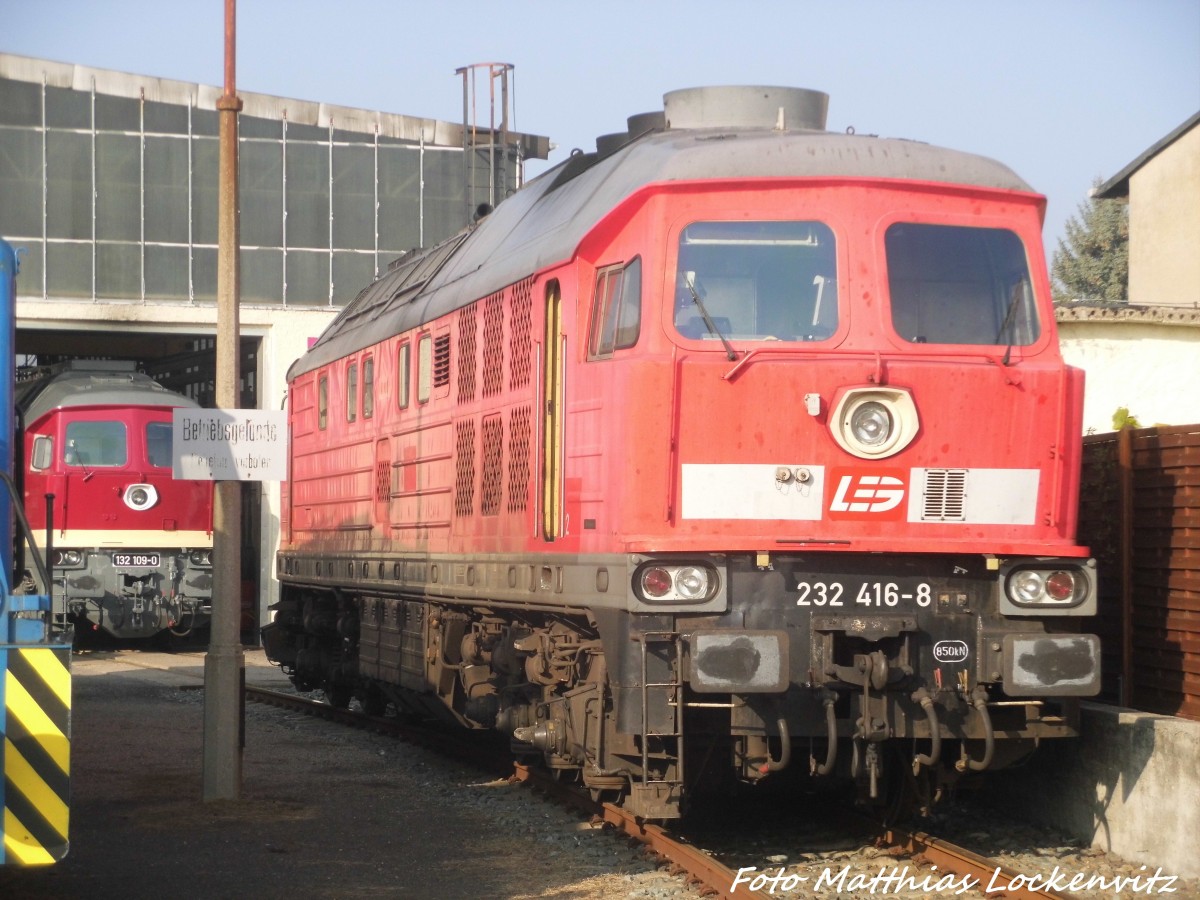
[123,483,159,511]
[830,387,919,459]
[674,566,709,600]
[1011,569,1045,603]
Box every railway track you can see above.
[245,686,1098,900]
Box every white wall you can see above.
[1057,308,1200,434]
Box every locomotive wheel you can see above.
[360,687,387,717]
[325,683,352,709]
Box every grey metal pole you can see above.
[203,0,245,801]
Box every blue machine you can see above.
[0,237,70,865]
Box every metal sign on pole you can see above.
[172,409,288,482]
[203,0,245,802]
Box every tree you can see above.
[1051,179,1129,303]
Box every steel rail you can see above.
[246,687,1089,900]
[511,763,752,899]
[873,822,1086,900]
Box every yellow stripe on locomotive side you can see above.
[3,647,72,865]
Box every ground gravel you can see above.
[5,650,1193,899]
[0,650,702,899]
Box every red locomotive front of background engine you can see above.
[19,361,214,641]
[266,86,1099,819]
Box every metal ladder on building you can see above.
[632,630,685,819]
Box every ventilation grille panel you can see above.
[921,469,967,522]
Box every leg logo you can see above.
[827,469,907,519]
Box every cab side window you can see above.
[588,257,642,359]
[362,356,374,419]
[397,342,411,409]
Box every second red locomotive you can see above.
[264,86,1100,819]
[18,361,215,641]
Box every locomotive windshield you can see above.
[146,422,173,468]
[674,221,838,342]
[64,420,127,467]
[886,223,1040,346]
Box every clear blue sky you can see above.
[4,0,1198,262]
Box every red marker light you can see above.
[1045,571,1076,602]
[641,567,673,598]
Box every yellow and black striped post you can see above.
[2,645,71,864]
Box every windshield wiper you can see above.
[994,281,1027,366]
[67,439,95,482]
[685,273,737,361]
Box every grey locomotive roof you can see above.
[17,360,200,424]
[293,106,1034,380]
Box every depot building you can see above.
[0,53,550,635]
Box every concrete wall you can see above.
[1020,703,1200,879]
[1128,124,1200,308]
[1056,307,1200,434]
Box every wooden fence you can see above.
[1078,424,1200,720]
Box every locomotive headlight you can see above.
[123,483,159,511]
[189,550,213,567]
[830,387,919,459]
[53,549,85,568]
[1000,559,1097,616]
[1011,570,1045,603]
[850,402,892,446]
[1006,566,1088,608]
[675,566,709,600]
[637,563,717,604]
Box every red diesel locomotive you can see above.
[18,361,214,641]
[264,86,1100,819]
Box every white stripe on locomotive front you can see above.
[31,529,214,550]
[681,464,827,520]
[680,464,1039,525]
[907,467,1040,526]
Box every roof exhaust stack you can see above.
[663,86,829,132]
[595,132,628,156]
[627,110,666,139]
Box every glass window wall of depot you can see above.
[0,74,516,307]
